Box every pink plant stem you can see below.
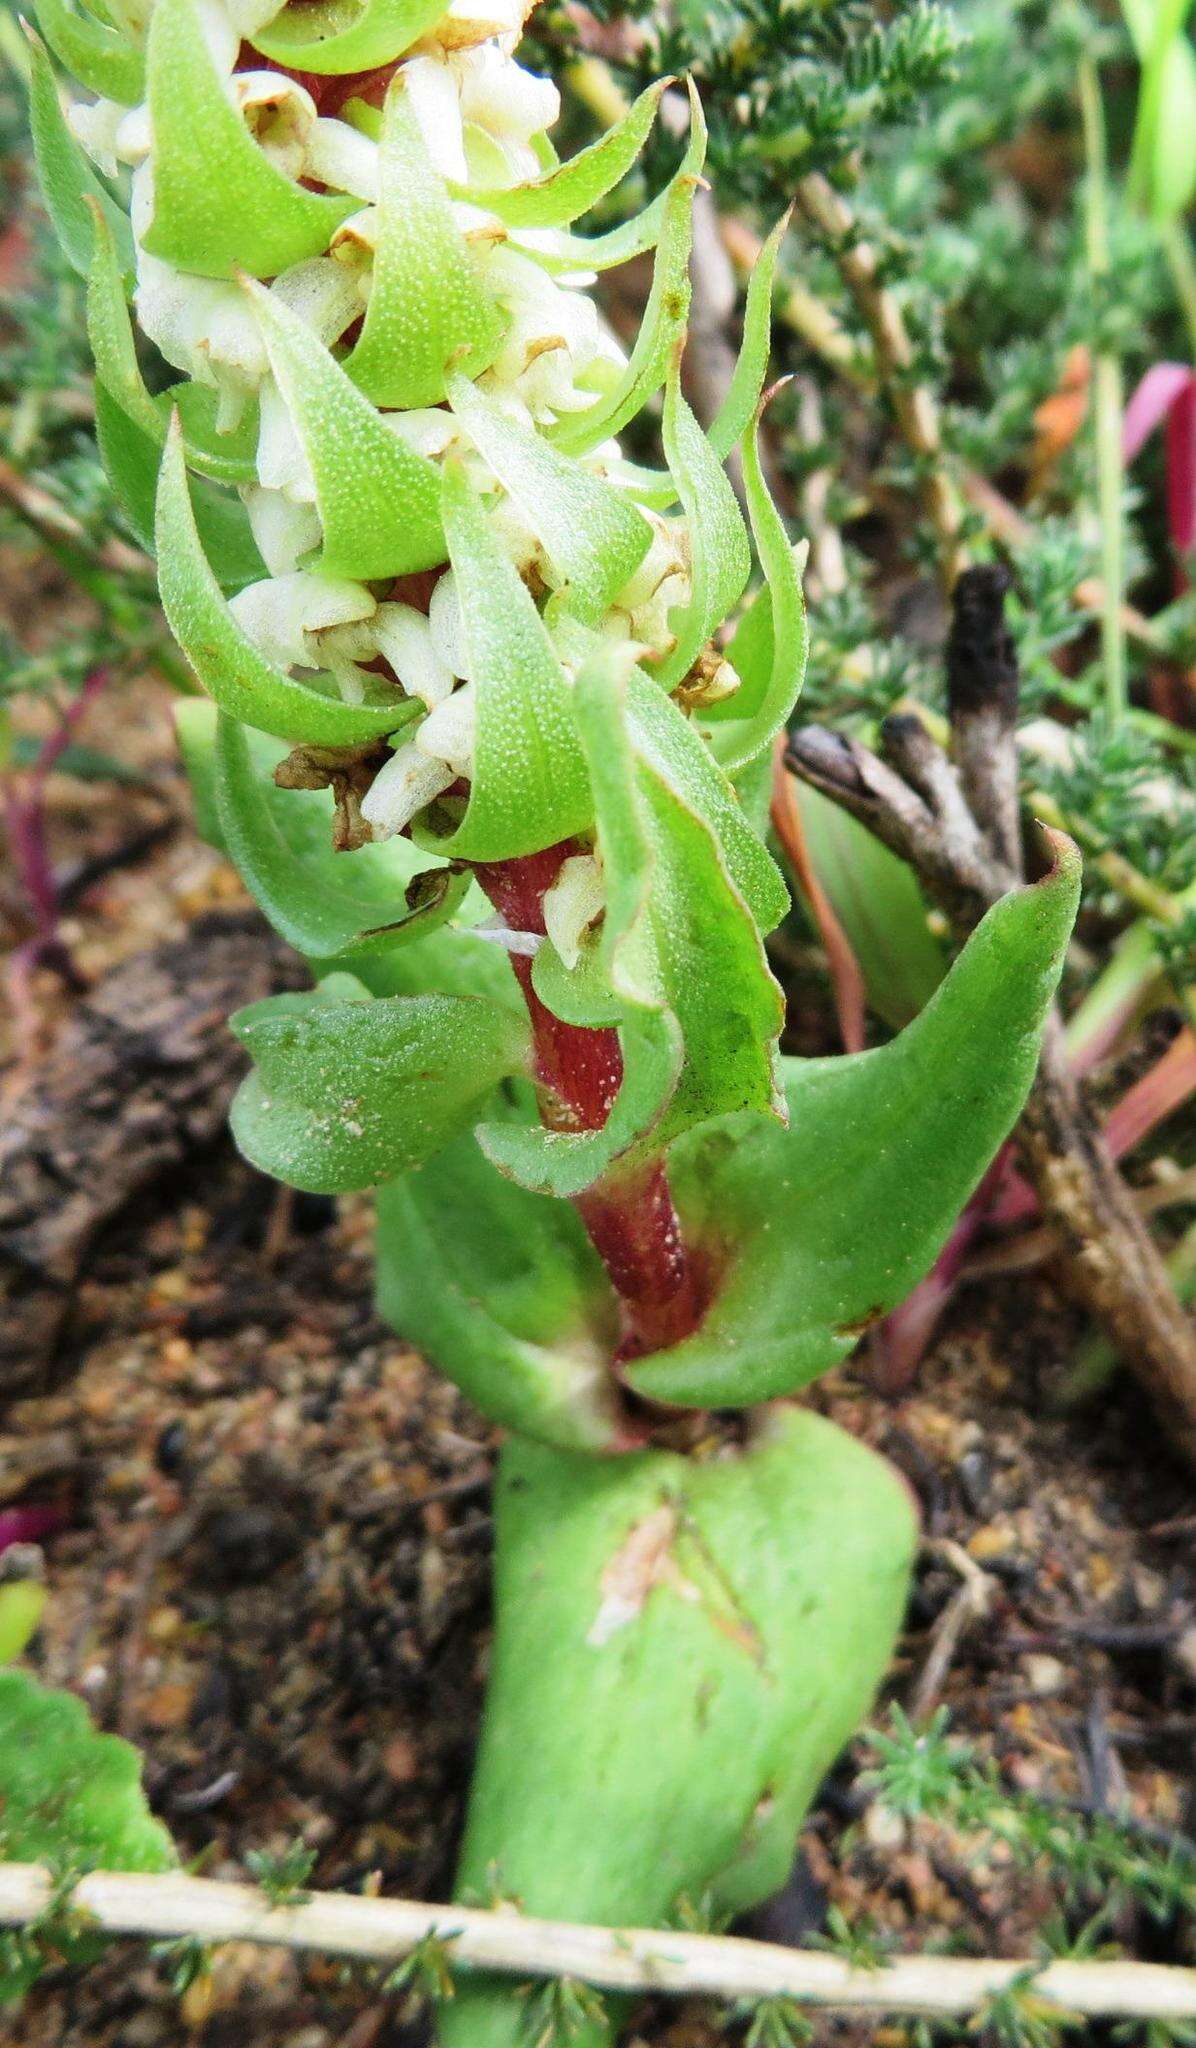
[1103,1027,1196,1162]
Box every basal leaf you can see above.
[247,278,445,580]
[142,0,353,279]
[214,713,469,961]
[155,421,414,742]
[461,79,668,228]
[229,985,532,1192]
[33,0,145,104]
[412,462,593,861]
[343,77,504,410]
[98,384,267,589]
[626,837,1081,1408]
[793,787,946,1031]
[550,91,705,458]
[0,1584,46,1666]
[0,1667,176,1873]
[250,0,444,74]
[703,403,808,771]
[651,357,751,691]
[376,1127,626,1451]
[26,31,134,281]
[446,371,650,623]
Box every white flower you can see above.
[242,485,323,574]
[372,605,457,708]
[403,55,469,182]
[417,681,476,773]
[479,246,624,421]
[361,743,456,839]
[229,570,375,671]
[428,572,471,679]
[454,44,559,143]
[256,377,315,500]
[303,118,381,203]
[543,854,605,969]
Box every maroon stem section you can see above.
[474,847,703,1355]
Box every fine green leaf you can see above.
[460,79,669,228]
[708,208,790,461]
[376,1127,626,1452]
[412,462,593,860]
[0,1667,177,1871]
[516,83,708,280]
[446,371,650,623]
[229,986,532,1193]
[344,77,504,410]
[651,358,751,691]
[26,31,134,281]
[246,279,445,580]
[142,0,353,278]
[155,422,416,743]
[704,403,808,771]
[98,384,267,589]
[550,94,705,457]
[0,1584,46,1665]
[250,0,444,74]
[625,838,1081,1409]
[33,0,144,104]
[214,713,470,961]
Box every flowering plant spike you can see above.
[30,3,1079,2039]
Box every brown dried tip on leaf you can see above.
[274,742,391,851]
[675,644,740,711]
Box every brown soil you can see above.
[2,669,1194,2048]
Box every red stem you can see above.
[474,846,703,1355]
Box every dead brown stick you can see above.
[785,573,1196,1467]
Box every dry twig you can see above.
[1,1864,1195,2018]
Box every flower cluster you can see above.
[58,0,720,863]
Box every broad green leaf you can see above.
[626,838,1082,1409]
[33,0,144,103]
[703,404,808,771]
[446,371,650,623]
[250,0,444,73]
[0,1666,177,1872]
[247,279,445,580]
[86,202,259,486]
[412,463,593,861]
[155,422,415,742]
[442,1409,913,2048]
[376,1127,626,1451]
[214,713,469,961]
[343,78,504,409]
[229,985,532,1192]
[708,208,789,460]
[142,0,353,279]
[176,702,523,1008]
[97,383,267,589]
[26,32,134,280]
[794,786,946,1031]
[651,359,751,691]
[551,99,704,458]
[460,79,668,228]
